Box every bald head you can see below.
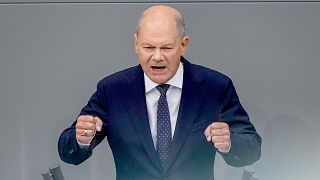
[133,5,189,84]
[135,5,186,40]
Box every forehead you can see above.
[138,19,178,43]
[137,27,179,46]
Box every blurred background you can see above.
[0,1,319,179]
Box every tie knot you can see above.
[156,84,170,95]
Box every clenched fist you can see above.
[204,122,231,153]
[75,115,103,144]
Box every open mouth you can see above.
[151,66,166,71]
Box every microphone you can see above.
[241,168,259,180]
[42,164,65,180]
[41,172,51,180]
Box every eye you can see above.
[143,46,153,49]
[162,47,173,50]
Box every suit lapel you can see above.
[122,66,163,171]
[164,59,206,173]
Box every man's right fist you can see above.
[75,115,103,144]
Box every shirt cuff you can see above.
[218,144,231,153]
[77,140,90,149]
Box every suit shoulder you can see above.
[97,65,140,87]
[190,63,231,84]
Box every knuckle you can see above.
[90,124,96,129]
[78,115,86,121]
[75,122,82,129]
[83,122,91,129]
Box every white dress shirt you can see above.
[144,62,183,148]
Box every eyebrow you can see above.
[141,43,153,46]
[163,43,174,47]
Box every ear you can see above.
[180,36,190,56]
[134,33,139,54]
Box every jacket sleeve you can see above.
[58,81,108,165]
[219,78,262,167]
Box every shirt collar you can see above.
[144,62,184,93]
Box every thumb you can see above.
[204,124,212,142]
[95,117,103,132]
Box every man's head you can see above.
[134,5,189,84]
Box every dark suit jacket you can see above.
[58,57,261,180]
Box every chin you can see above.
[151,77,169,84]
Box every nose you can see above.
[152,48,163,62]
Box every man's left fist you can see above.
[204,122,231,153]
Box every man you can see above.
[58,5,261,180]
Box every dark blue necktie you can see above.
[156,84,172,167]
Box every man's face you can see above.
[134,17,189,84]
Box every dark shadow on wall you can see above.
[258,114,318,180]
[221,102,320,180]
